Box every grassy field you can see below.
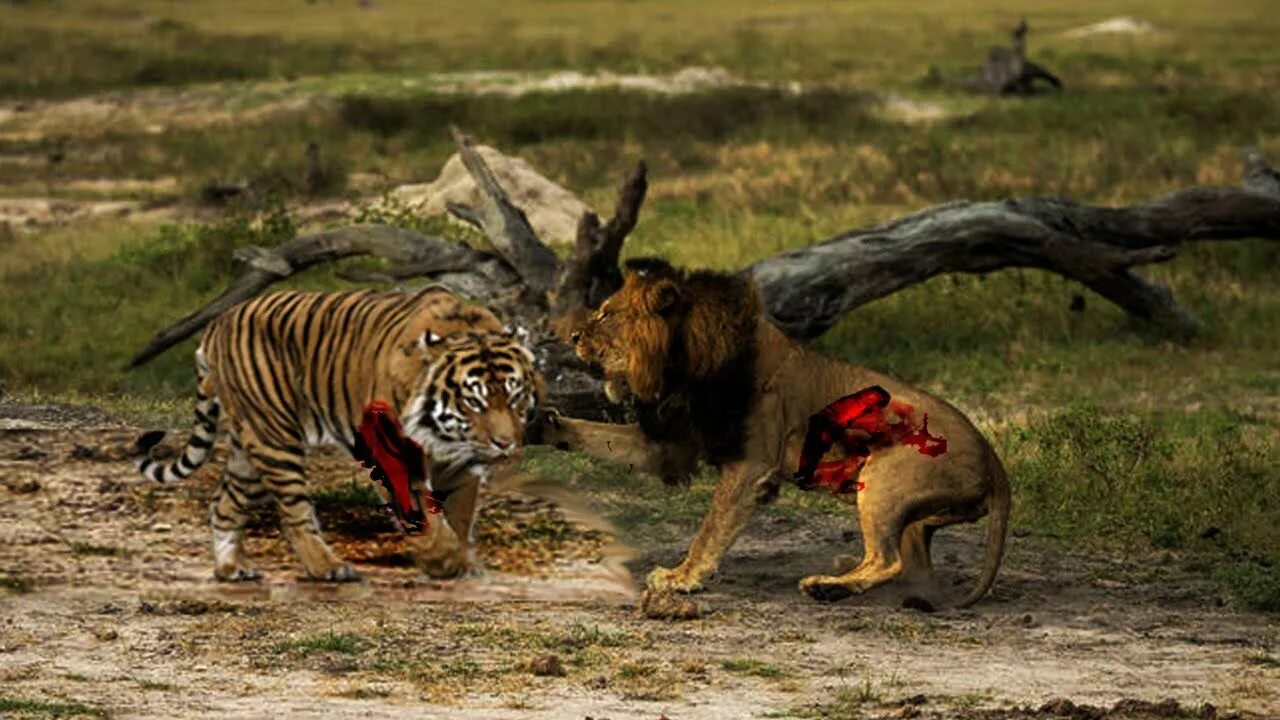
[1,0,1277,611]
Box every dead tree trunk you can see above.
[962,19,1063,95]
[747,187,1280,339]
[129,137,1280,417]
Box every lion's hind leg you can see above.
[898,520,936,579]
[799,483,909,602]
[800,550,910,601]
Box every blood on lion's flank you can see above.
[795,385,949,495]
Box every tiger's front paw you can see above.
[420,549,470,580]
[645,566,705,594]
[214,563,262,583]
[406,525,470,579]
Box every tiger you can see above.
[133,287,541,582]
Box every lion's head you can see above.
[572,258,760,405]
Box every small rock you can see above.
[150,523,172,533]
[590,675,608,689]
[93,628,119,641]
[530,654,566,677]
[900,694,928,706]
[98,602,124,615]
[1019,613,1039,628]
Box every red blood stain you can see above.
[812,459,867,494]
[898,413,948,457]
[794,386,948,495]
[356,400,441,533]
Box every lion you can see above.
[541,258,1010,607]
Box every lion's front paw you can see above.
[799,574,855,603]
[646,566,705,594]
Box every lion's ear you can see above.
[650,279,681,316]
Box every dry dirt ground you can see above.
[1,403,1277,720]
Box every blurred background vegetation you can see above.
[0,0,1276,610]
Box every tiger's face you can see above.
[402,328,540,467]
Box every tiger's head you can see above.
[401,326,541,467]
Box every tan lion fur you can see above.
[548,259,1011,608]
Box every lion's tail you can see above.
[956,446,1010,609]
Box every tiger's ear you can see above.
[502,323,531,347]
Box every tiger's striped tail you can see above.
[135,351,221,484]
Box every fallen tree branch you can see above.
[446,126,560,293]
[126,223,516,368]
[130,137,1280,422]
[747,185,1280,339]
[549,160,648,338]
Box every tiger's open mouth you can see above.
[356,401,441,533]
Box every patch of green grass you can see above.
[450,620,640,671]
[616,662,656,680]
[1244,651,1280,668]
[281,631,367,657]
[785,681,882,719]
[1000,404,1280,612]
[134,680,175,692]
[0,697,108,718]
[721,658,787,679]
[457,620,639,654]
[68,542,124,557]
[5,0,1279,98]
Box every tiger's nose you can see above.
[570,331,581,344]
[491,436,514,451]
